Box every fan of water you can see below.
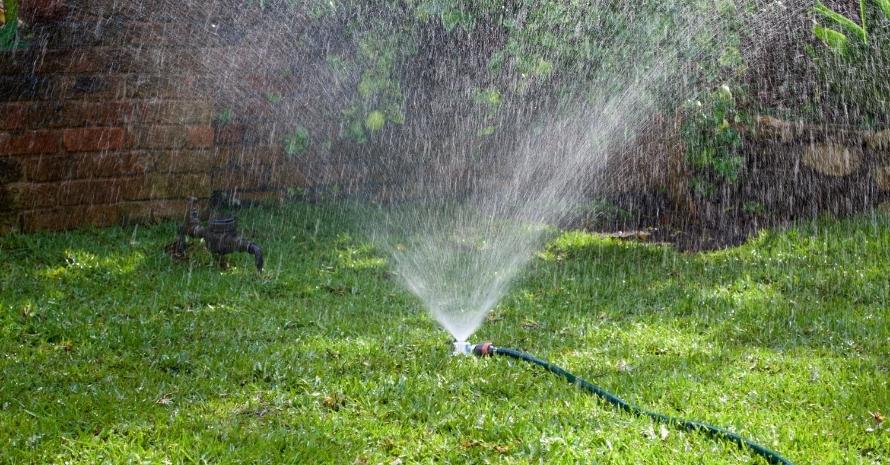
[366,0,804,342]
[167,0,807,342]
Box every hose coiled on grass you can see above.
[473,343,793,465]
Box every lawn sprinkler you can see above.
[452,341,473,356]
[167,197,264,271]
[459,341,794,465]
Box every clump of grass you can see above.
[1,204,887,464]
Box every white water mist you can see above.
[370,0,802,341]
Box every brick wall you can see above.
[0,1,311,234]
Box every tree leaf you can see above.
[813,25,849,54]
[814,2,866,43]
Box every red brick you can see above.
[236,190,285,203]
[129,125,188,149]
[58,177,147,206]
[62,75,115,99]
[53,101,144,128]
[0,157,23,183]
[63,127,126,152]
[122,199,190,223]
[275,163,309,187]
[214,123,245,146]
[21,0,68,23]
[144,173,212,199]
[2,102,54,129]
[58,179,97,206]
[124,75,204,99]
[36,48,128,75]
[0,130,62,155]
[1,101,142,130]
[218,145,282,167]
[186,126,214,149]
[144,100,213,125]
[20,204,123,232]
[155,48,207,75]
[132,125,213,149]
[153,149,220,173]
[0,186,12,212]
[0,49,40,76]
[0,103,27,130]
[213,170,276,192]
[5,182,59,209]
[21,155,74,182]
[74,152,151,179]
[0,211,18,234]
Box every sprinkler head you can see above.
[452,341,473,356]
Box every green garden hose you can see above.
[472,342,794,465]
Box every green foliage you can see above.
[439,7,472,33]
[880,0,890,18]
[285,0,754,145]
[0,0,19,49]
[476,125,496,137]
[413,1,477,32]
[571,197,633,225]
[811,0,890,53]
[284,126,310,156]
[214,108,234,125]
[340,24,412,141]
[474,87,501,111]
[813,24,849,54]
[364,110,386,131]
[742,200,765,215]
[813,1,868,48]
[808,0,890,125]
[342,106,367,143]
[682,86,748,198]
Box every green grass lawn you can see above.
[1,203,888,464]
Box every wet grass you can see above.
[1,203,888,464]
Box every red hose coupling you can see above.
[473,342,495,357]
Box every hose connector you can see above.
[473,342,495,357]
[452,341,473,356]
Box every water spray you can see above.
[452,340,473,356]
[459,341,794,465]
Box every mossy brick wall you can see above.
[0,1,311,234]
